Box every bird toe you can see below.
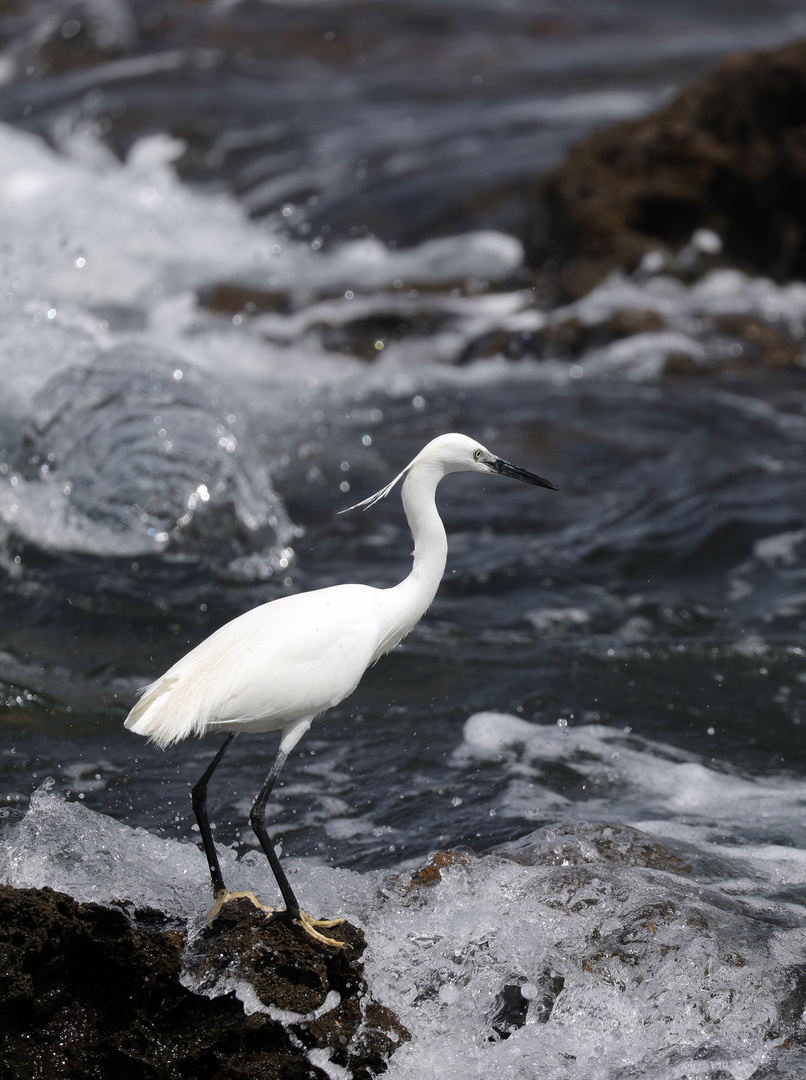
[297,910,350,949]
[206,889,276,922]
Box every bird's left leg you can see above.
[250,732,348,949]
[192,732,274,920]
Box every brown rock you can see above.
[407,848,474,888]
[535,40,806,296]
[0,885,408,1080]
[198,283,290,317]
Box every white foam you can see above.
[0,121,532,410]
[579,329,706,380]
[0,476,168,558]
[753,529,806,567]
[456,712,806,844]
[364,844,792,1080]
[0,779,208,917]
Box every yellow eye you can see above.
[474,448,482,460]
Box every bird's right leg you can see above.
[250,740,348,949]
[192,732,273,920]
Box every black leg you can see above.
[249,745,301,917]
[191,731,237,896]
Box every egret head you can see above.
[417,432,557,489]
[342,432,556,513]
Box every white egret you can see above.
[125,432,556,946]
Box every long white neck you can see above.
[373,460,448,659]
[402,459,449,600]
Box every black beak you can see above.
[488,457,557,491]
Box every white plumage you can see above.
[127,585,386,748]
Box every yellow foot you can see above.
[206,890,348,949]
[206,889,275,922]
[296,909,349,949]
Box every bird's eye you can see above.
[474,449,482,460]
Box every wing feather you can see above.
[124,584,383,747]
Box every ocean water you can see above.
[2,2,806,1076]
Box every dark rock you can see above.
[534,39,806,297]
[407,848,475,888]
[317,308,450,361]
[707,316,805,372]
[489,968,565,1040]
[198,283,291,317]
[489,980,531,1040]
[0,885,408,1080]
[460,308,668,365]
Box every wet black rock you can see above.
[0,885,408,1080]
[489,969,565,1040]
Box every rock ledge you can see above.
[0,884,408,1080]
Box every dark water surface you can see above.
[5,374,806,862]
[0,0,805,869]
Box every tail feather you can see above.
[124,622,254,748]
[124,676,199,748]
